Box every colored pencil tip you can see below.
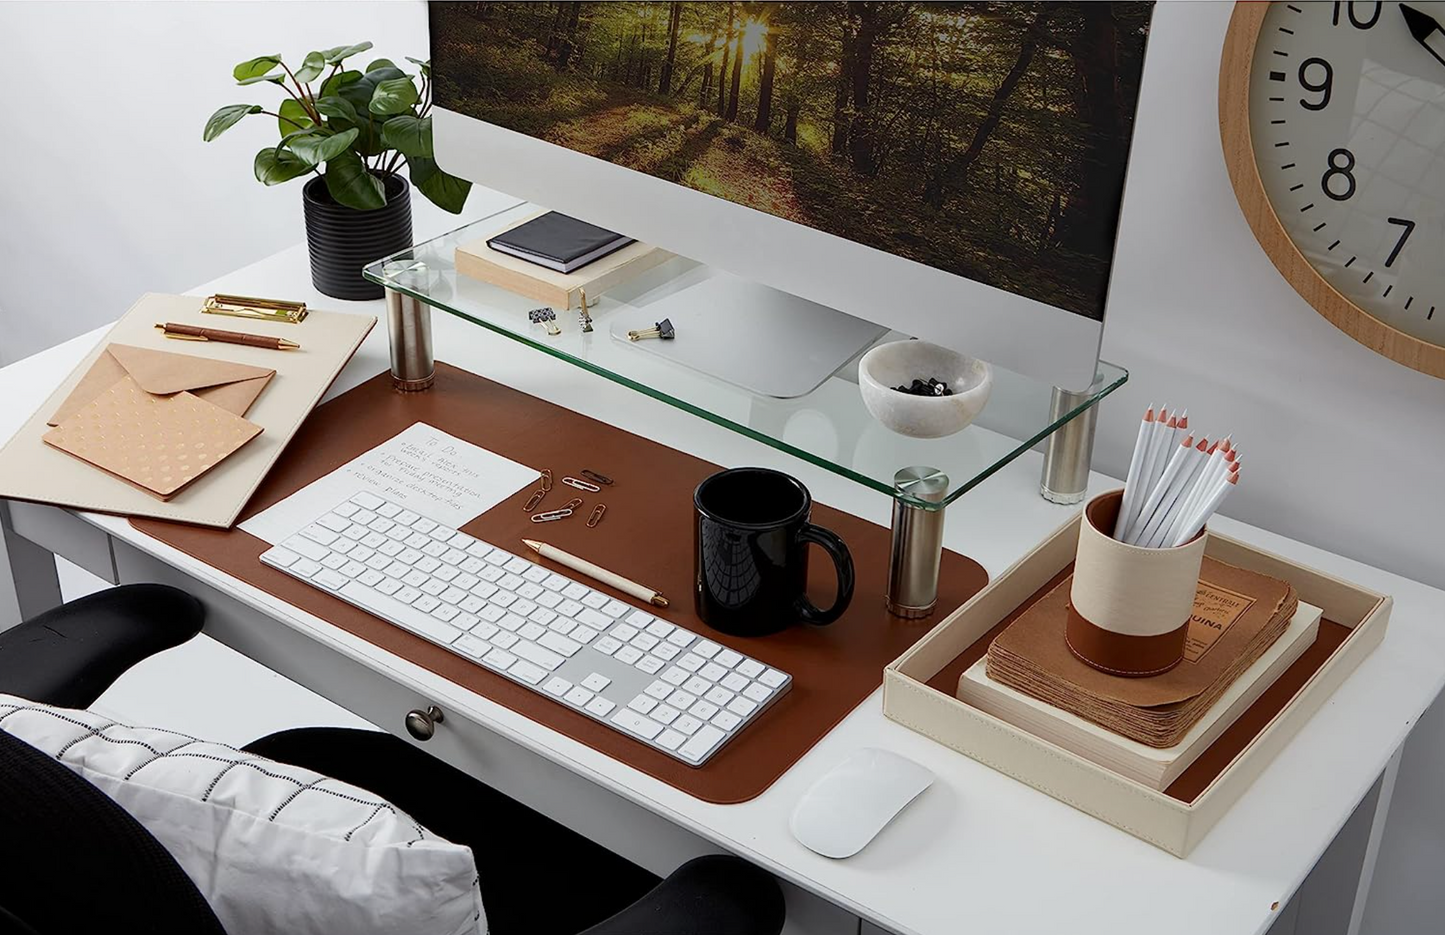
[1177,414,1188,429]
[1196,438,1209,451]
[1145,407,1155,421]
[1221,436,1233,452]
[1225,448,1236,462]
[1181,434,1194,447]
[1207,441,1219,453]
[1227,472,1239,484]
[1229,459,1241,472]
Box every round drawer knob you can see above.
[404,705,445,741]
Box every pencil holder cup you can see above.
[1067,489,1206,678]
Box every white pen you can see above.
[521,538,669,607]
[1114,406,1154,539]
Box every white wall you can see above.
[1,2,1442,932]
[0,0,428,366]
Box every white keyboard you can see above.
[259,491,791,766]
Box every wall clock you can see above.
[1220,1,1445,378]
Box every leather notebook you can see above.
[487,211,634,273]
[134,362,989,804]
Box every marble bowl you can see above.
[858,340,993,439]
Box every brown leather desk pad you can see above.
[925,567,1352,803]
[134,363,988,804]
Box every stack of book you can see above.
[960,557,1307,789]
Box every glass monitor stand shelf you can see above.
[364,204,1126,614]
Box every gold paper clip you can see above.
[562,497,584,511]
[587,504,607,528]
[540,469,554,491]
[202,294,308,324]
[523,490,546,513]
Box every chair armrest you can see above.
[0,584,203,708]
[579,855,785,935]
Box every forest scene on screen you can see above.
[432,2,1151,320]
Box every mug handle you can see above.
[793,523,855,626]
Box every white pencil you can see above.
[1114,406,1154,538]
[1161,439,1226,546]
[1125,433,1193,543]
[1170,471,1238,547]
[1138,436,1210,547]
[522,538,669,607]
[1144,409,1177,502]
[1127,405,1170,537]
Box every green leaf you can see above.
[369,76,419,115]
[321,41,373,65]
[295,51,326,84]
[315,94,360,124]
[323,151,386,210]
[253,147,312,186]
[320,69,362,98]
[366,58,397,73]
[233,54,281,81]
[277,98,314,136]
[203,104,262,142]
[288,128,360,166]
[405,56,431,78]
[409,157,471,214]
[381,114,432,158]
[237,73,286,86]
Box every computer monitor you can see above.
[429,2,1152,392]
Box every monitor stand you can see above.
[607,263,888,399]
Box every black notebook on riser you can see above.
[487,212,635,274]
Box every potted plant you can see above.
[204,42,471,300]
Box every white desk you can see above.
[3,194,1443,935]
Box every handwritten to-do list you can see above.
[241,422,539,545]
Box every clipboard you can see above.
[0,293,375,527]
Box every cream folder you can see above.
[0,293,375,527]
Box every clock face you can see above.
[1249,1,1445,346]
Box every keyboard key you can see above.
[518,622,546,641]
[721,672,749,692]
[340,561,367,578]
[543,677,572,697]
[454,635,489,658]
[712,710,742,731]
[442,548,469,566]
[704,687,735,707]
[469,620,497,639]
[369,518,396,534]
[630,633,660,651]
[726,696,758,717]
[504,557,530,574]
[432,605,460,623]
[585,696,616,717]
[538,631,581,657]
[358,569,385,587]
[379,540,405,557]
[454,573,480,590]
[482,648,517,670]
[499,573,526,591]
[283,535,332,562]
[435,566,460,583]
[319,552,346,570]
[743,682,773,703]
[550,616,577,636]
[460,596,487,614]
[646,620,675,638]
[557,599,585,618]
[737,659,765,678]
[666,630,696,648]
[361,532,389,549]
[517,582,545,600]
[562,583,589,600]
[314,569,348,590]
[493,632,518,650]
[571,608,609,630]
[440,586,468,604]
[656,729,685,751]
[395,509,420,526]
[571,625,598,644]
[430,526,455,542]
[478,604,506,623]
[714,649,743,668]
[615,646,643,665]
[513,641,564,671]
[563,686,594,706]
[626,610,654,628]
[759,668,788,688]
[334,540,359,556]
[376,577,402,596]
[544,573,571,591]
[611,709,663,741]
[291,558,323,578]
[449,532,476,550]
[693,640,721,659]
[478,565,505,582]
[350,546,375,562]
[636,656,664,674]
[595,636,622,655]
[662,666,689,686]
[581,673,611,692]
[511,599,537,618]
[678,654,705,672]
[405,533,431,550]
[683,677,712,697]
[497,613,525,631]
[341,526,367,541]
[651,705,680,725]
[491,592,517,609]
[689,700,719,720]
[467,541,493,560]
[422,541,448,557]
[509,659,547,685]
[651,643,680,661]
[470,581,499,599]
[394,586,422,604]
[317,512,350,532]
[396,548,424,565]
[264,547,300,568]
[603,600,631,618]
[628,695,658,714]
[699,662,728,682]
[679,726,726,762]
[414,595,441,613]
[350,491,383,509]
[375,503,401,518]
[460,557,487,575]
[403,570,431,588]
[673,715,703,735]
[645,680,674,700]
[455,613,481,631]
[668,691,697,711]
[414,518,438,534]
[522,566,549,584]
[536,590,562,609]
[333,502,359,518]
[485,550,511,567]
[581,592,609,609]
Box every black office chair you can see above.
[0,585,785,935]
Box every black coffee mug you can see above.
[694,467,855,637]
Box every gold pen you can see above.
[156,322,300,350]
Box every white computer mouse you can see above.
[789,747,935,859]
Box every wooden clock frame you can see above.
[1219,2,1445,379]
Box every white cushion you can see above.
[0,695,486,935]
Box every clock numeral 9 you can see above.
[1298,57,1332,111]
[1332,1,1382,28]
[1321,148,1356,201]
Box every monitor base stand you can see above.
[609,266,889,399]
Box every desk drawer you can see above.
[7,502,116,584]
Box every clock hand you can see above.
[1401,3,1445,71]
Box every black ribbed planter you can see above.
[302,174,413,301]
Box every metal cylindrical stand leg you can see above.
[1040,385,1099,504]
[386,287,434,392]
[887,467,949,619]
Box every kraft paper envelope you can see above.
[0,292,376,528]
[48,343,275,426]
[42,376,263,501]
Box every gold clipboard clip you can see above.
[202,294,308,324]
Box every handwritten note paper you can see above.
[241,422,539,545]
